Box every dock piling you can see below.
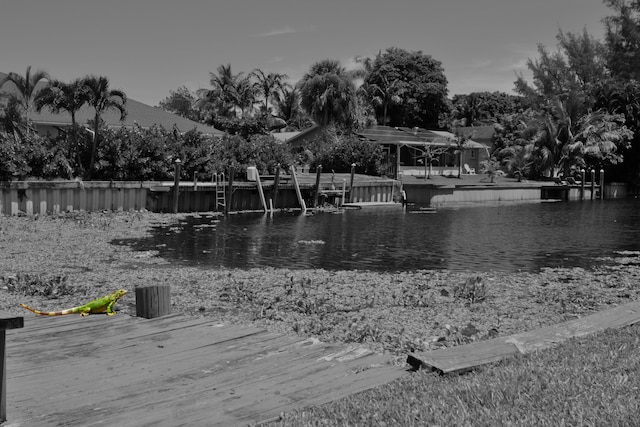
[135,285,171,319]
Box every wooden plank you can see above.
[5,314,405,426]
[410,300,640,374]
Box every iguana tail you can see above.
[19,303,82,316]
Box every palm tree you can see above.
[0,66,49,134]
[233,75,258,117]
[527,97,631,177]
[83,75,127,174]
[500,144,533,181]
[360,75,404,125]
[35,78,89,158]
[526,97,574,177]
[250,69,290,114]
[298,59,358,127]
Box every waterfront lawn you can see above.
[271,324,640,426]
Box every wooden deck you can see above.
[408,300,640,374]
[4,314,406,426]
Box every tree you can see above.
[515,29,607,111]
[197,64,258,120]
[35,78,89,164]
[500,144,533,181]
[297,59,358,127]
[250,69,290,114]
[451,92,527,126]
[158,86,199,121]
[359,74,404,126]
[603,0,640,81]
[0,66,49,134]
[362,47,449,128]
[233,75,258,117]
[83,75,127,175]
[525,98,631,177]
[272,87,312,131]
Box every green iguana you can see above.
[20,289,128,316]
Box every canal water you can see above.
[117,199,640,273]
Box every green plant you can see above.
[2,273,75,298]
[454,276,487,303]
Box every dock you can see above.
[4,314,406,426]
[407,300,640,374]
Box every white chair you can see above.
[464,164,476,175]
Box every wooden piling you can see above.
[226,166,235,215]
[173,159,181,214]
[255,170,268,213]
[1,314,24,422]
[273,165,281,209]
[313,164,323,208]
[290,165,307,213]
[590,169,596,200]
[600,169,605,200]
[135,285,171,319]
[349,163,356,203]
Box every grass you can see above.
[268,324,640,426]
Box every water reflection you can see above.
[118,199,640,273]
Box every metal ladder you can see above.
[215,172,226,211]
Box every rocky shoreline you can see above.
[2,211,640,364]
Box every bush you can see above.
[306,127,385,175]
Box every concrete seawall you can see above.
[402,181,625,206]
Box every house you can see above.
[0,72,224,137]
[271,125,323,150]
[356,125,490,179]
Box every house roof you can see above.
[357,125,488,150]
[271,130,302,142]
[357,125,449,146]
[456,125,495,142]
[0,72,224,136]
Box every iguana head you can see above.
[113,289,128,300]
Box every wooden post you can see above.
[290,165,307,213]
[341,179,346,207]
[273,165,281,210]
[1,315,24,423]
[349,163,356,203]
[313,164,323,208]
[395,143,401,180]
[580,169,585,201]
[173,159,181,214]
[226,166,235,215]
[135,285,171,319]
[600,169,605,200]
[255,170,268,213]
[590,169,596,200]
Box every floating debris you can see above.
[297,240,326,245]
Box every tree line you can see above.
[2,1,640,183]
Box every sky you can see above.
[1,0,614,107]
